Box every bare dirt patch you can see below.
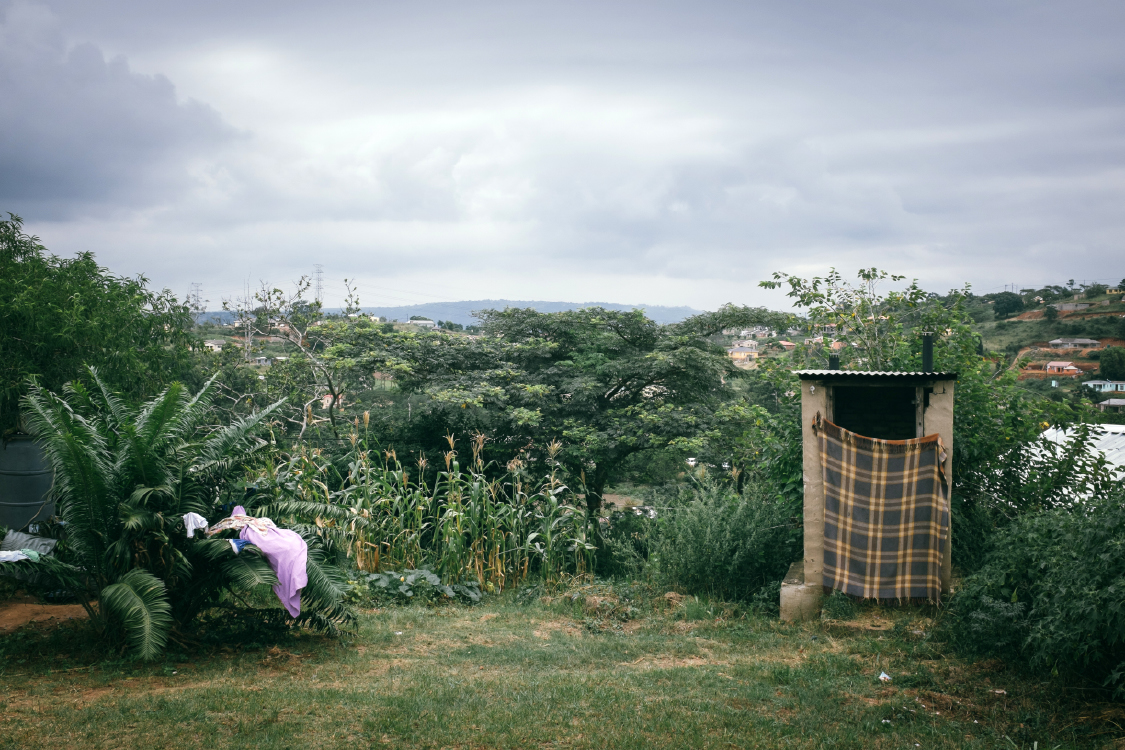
[532,619,584,639]
[621,655,715,670]
[0,596,89,634]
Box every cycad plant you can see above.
[0,368,354,659]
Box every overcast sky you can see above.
[2,1,1124,311]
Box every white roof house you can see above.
[1084,380,1125,393]
[410,319,437,328]
[203,339,226,352]
[1040,424,1125,473]
[1050,337,1102,349]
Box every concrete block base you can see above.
[780,583,823,622]
[779,561,822,622]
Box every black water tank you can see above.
[0,437,54,530]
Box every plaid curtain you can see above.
[815,415,949,602]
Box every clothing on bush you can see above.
[0,550,29,562]
[205,511,278,536]
[228,539,256,554]
[216,505,307,617]
[814,415,949,601]
[183,512,208,538]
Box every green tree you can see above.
[757,267,1102,572]
[2,370,353,658]
[1102,346,1125,380]
[1043,304,1059,322]
[331,306,784,513]
[0,214,195,435]
[759,267,976,370]
[991,291,1024,318]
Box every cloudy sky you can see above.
[2,1,1124,311]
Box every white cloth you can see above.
[183,512,209,538]
[0,550,29,562]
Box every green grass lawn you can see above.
[2,591,1121,749]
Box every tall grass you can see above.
[257,427,594,590]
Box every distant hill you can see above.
[195,300,706,327]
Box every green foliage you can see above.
[991,291,1025,318]
[361,568,482,604]
[760,267,974,371]
[821,590,857,620]
[947,491,1125,695]
[0,214,195,435]
[327,306,760,512]
[258,435,595,590]
[99,569,173,660]
[648,476,799,602]
[1,369,354,658]
[1101,346,1125,380]
[1043,304,1059,322]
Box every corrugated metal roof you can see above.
[796,370,958,379]
[1040,424,1125,472]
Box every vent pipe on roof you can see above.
[828,354,840,370]
[921,332,934,373]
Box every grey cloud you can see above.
[0,2,236,218]
[10,0,1125,306]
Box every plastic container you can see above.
[0,436,54,530]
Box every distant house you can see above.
[829,340,847,351]
[778,341,797,351]
[320,393,344,409]
[1098,399,1125,413]
[1049,337,1101,349]
[409,319,437,328]
[1051,303,1090,312]
[730,339,759,350]
[1046,361,1082,376]
[1084,380,1125,393]
[254,356,272,366]
[727,346,759,365]
[203,339,226,352]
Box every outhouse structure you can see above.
[780,351,956,621]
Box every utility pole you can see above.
[314,264,324,306]
[189,282,204,318]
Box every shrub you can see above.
[0,369,354,659]
[359,568,481,605]
[648,477,799,602]
[946,491,1125,695]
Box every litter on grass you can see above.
[879,672,892,682]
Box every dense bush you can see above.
[0,214,196,435]
[0,370,354,658]
[946,491,1125,695]
[648,477,799,602]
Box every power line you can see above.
[313,264,324,305]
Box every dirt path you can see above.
[0,596,89,633]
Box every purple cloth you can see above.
[232,505,308,618]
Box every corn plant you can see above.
[260,430,594,590]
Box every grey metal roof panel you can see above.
[1040,424,1125,472]
[796,370,958,379]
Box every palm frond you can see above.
[84,366,133,430]
[21,383,117,569]
[191,400,285,477]
[221,550,281,590]
[165,372,219,442]
[100,569,173,660]
[299,544,356,630]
